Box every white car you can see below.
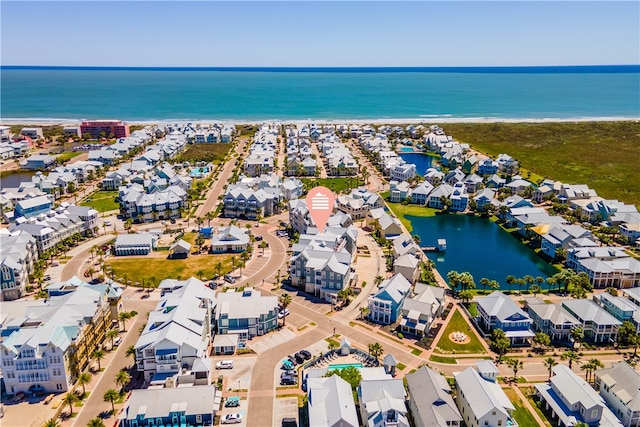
[221,413,242,424]
[216,360,234,370]
[104,221,111,226]
[113,337,122,346]
[278,309,290,319]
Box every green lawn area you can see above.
[80,191,120,212]
[429,355,458,364]
[434,309,486,354]
[181,232,198,245]
[174,143,233,164]
[467,302,478,317]
[503,388,546,427]
[439,121,640,208]
[56,152,82,163]
[106,253,236,285]
[301,177,363,193]
[522,387,554,427]
[385,201,439,232]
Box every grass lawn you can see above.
[301,177,363,193]
[522,387,554,427]
[385,202,439,232]
[434,309,486,354]
[467,302,478,317]
[180,232,198,245]
[81,190,120,212]
[429,355,458,364]
[438,121,640,207]
[503,388,546,427]
[56,152,82,163]
[174,143,233,164]
[106,253,236,285]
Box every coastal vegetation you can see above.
[437,121,640,207]
[173,143,232,164]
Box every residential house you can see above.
[394,253,420,284]
[527,301,581,343]
[424,168,444,186]
[474,188,496,211]
[620,223,640,245]
[476,291,534,345]
[427,184,453,209]
[389,181,411,203]
[358,377,408,427]
[478,158,499,176]
[368,274,412,325]
[463,173,484,194]
[595,361,640,427]
[486,174,506,189]
[223,184,282,220]
[567,246,640,288]
[215,287,278,342]
[496,154,518,174]
[398,283,445,337]
[209,225,249,253]
[562,299,621,343]
[410,181,434,205]
[595,293,640,333]
[114,233,156,256]
[534,184,555,203]
[405,365,462,427]
[0,230,38,301]
[377,214,403,238]
[462,155,478,174]
[454,362,516,427]
[392,234,419,258]
[21,155,56,170]
[336,187,383,220]
[120,386,218,427]
[14,195,54,219]
[80,120,130,139]
[540,224,594,259]
[307,375,359,427]
[391,163,417,182]
[535,364,623,427]
[449,183,469,212]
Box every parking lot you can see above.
[273,397,299,427]
[215,355,257,393]
[219,396,248,427]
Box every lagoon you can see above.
[398,153,435,177]
[408,214,557,290]
[0,170,36,188]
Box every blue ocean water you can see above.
[1,66,638,121]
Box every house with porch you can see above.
[595,361,640,427]
[562,299,621,343]
[405,365,462,427]
[527,301,581,343]
[398,283,445,337]
[215,287,278,342]
[368,274,412,325]
[475,291,534,345]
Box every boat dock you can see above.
[421,238,447,252]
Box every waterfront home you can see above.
[540,223,594,259]
[358,377,408,427]
[620,222,640,245]
[473,188,496,211]
[562,299,621,343]
[478,158,499,176]
[134,278,215,384]
[391,162,417,182]
[1,284,112,395]
[405,365,462,427]
[392,233,420,258]
[14,194,54,218]
[486,174,506,189]
[567,246,640,288]
[535,364,623,427]
[427,184,454,209]
[394,253,420,283]
[120,386,217,427]
[398,283,445,337]
[21,154,56,170]
[114,233,156,256]
[336,187,383,220]
[216,287,278,342]
[389,180,411,203]
[496,153,518,174]
[308,375,359,427]
[454,363,516,427]
[595,361,640,427]
[424,168,444,186]
[209,225,249,253]
[377,213,403,238]
[444,168,466,186]
[368,274,412,325]
[508,207,568,236]
[410,181,434,205]
[527,301,581,343]
[449,183,469,212]
[0,230,38,301]
[595,292,640,332]
[463,173,484,193]
[476,291,534,345]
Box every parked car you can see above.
[224,275,236,284]
[43,275,51,281]
[208,281,217,290]
[225,397,240,407]
[278,309,290,319]
[255,235,263,241]
[113,337,122,346]
[300,350,312,360]
[287,355,298,366]
[104,220,112,226]
[294,353,305,364]
[215,360,234,370]
[281,418,298,427]
[170,218,176,224]
[221,413,242,424]
[280,375,297,386]
[281,370,296,378]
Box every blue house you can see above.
[14,195,53,218]
[368,274,412,325]
[120,386,217,427]
[476,291,534,345]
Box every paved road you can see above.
[50,234,115,282]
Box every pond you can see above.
[398,153,434,177]
[408,213,557,291]
[0,170,36,188]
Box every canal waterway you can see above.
[408,213,558,290]
[398,152,435,177]
[0,170,36,188]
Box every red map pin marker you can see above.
[306,186,335,234]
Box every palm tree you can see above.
[62,392,78,416]
[571,327,584,349]
[368,342,384,360]
[489,280,500,292]
[215,262,223,278]
[359,306,370,320]
[103,388,119,414]
[544,357,557,380]
[205,211,215,227]
[507,358,524,382]
[581,361,594,383]
[587,358,604,384]
[76,372,92,395]
[279,293,292,326]
[42,418,60,427]
[523,275,535,292]
[480,277,490,294]
[87,418,106,427]
[118,311,132,332]
[374,275,384,286]
[114,370,131,392]
[505,275,516,290]
[561,350,581,369]
[106,329,119,348]
[93,349,106,371]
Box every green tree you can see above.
[106,328,119,348]
[530,284,542,297]
[62,392,79,416]
[103,388,119,414]
[359,306,370,320]
[489,280,500,292]
[279,293,292,326]
[325,365,362,391]
[114,370,131,392]
[532,332,551,353]
[490,329,511,361]
[459,289,474,304]
[561,350,581,369]
[480,277,490,293]
[76,372,92,395]
[42,418,60,427]
[506,358,524,382]
[570,327,584,349]
[544,357,557,380]
[87,418,106,427]
[125,345,136,365]
[368,342,384,360]
[617,321,637,347]
[93,349,106,371]
[374,275,385,286]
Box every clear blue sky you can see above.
[2,1,638,67]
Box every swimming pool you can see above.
[328,363,363,370]
[399,146,415,152]
[189,167,210,178]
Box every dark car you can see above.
[300,350,312,360]
[287,355,298,366]
[170,218,176,224]
[280,376,297,386]
[294,353,305,364]
[281,370,296,379]
[282,418,298,427]
[255,235,263,241]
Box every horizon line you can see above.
[2,64,639,73]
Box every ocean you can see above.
[1,66,638,122]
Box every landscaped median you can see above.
[433,309,487,354]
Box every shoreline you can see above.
[1,116,639,127]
